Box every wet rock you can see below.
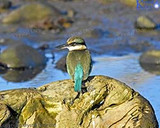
[85,28,104,38]
[2,2,74,31]
[0,1,12,9]
[140,50,160,64]
[135,16,157,29]
[67,9,76,18]
[121,0,158,7]
[38,44,49,51]
[139,50,160,75]
[55,55,67,72]
[30,17,63,31]
[0,0,12,13]
[98,0,113,4]
[0,43,47,69]
[0,75,158,127]
[120,0,137,7]
[1,66,45,82]
[57,17,73,29]
[130,40,154,52]
[2,2,60,24]
[85,28,112,38]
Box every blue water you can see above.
[0,53,159,123]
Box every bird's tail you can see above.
[74,63,83,92]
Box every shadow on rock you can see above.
[55,55,67,72]
[0,42,47,82]
[139,63,160,75]
[139,50,160,75]
[0,43,47,69]
[0,66,45,82]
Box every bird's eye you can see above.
[70,42,77,46]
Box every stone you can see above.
[0,75,158,128]
[2,2,60,24]
[0,0,12,13]
[0,43,47,69]
[0,1,12,9]
[139,50,160,75]
[1,66,45,82]
[55,55,67,72]
[140,50,160,64]
[135,16,157,29]
[120,0,137,7]
[120,0,153,7]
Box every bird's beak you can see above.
[56,44,69,49]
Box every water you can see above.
[0,53,159,123]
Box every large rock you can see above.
[135,16,157,29]
[55,55,67,72]
[120,0,137,7]
[0,1,11,9]
[2,2,60,24]
[1,66,45,82]
[139,50,160,75]
[120,0,153,8]
[0,43,47,69]
[0,75,158,128]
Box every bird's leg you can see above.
[81,80,87,93]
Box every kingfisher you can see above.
[56,36,92,92]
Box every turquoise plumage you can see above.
[74,63,83,92]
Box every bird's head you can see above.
[56,36,87,51]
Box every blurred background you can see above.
[0,0,160,123]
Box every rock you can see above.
[120,0,137,7]
[29,17,63,31]
[130,40,154,52]
[98,0,113,4]
[0,75,158,127]
[67,9,76,18]
[0,103,10,126]
[85,28,112,38]
[2,2,74,31]
[0,1,12,9]
[139,50,160,75]
[57,17,73,29]
[1,66,45,82]
[120,0,152,7]
[55,55,67,72]
[140,50,160,64]
[0,43,47,69]
[135,16,157,29]
[2,2,60,24]
[0,0,12,13]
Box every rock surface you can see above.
[120,0,137,7]
[1,66,45,82]
[0,75,158,128]
[135,16,157,29]
[2,2,60,24]
[0,1,12,9]
[140,50,160,64]
[139,50,160,75]
[55,55,67,72]
[0,43,47,69]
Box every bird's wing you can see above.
[80,50,92,80]
[66,51,78,80]
[66,50,92,81]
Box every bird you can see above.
[56,36,92,92]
